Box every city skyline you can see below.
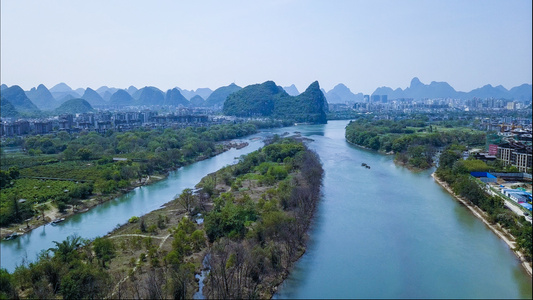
[1,0,532,94]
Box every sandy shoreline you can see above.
[431,173,532,277]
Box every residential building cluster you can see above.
[349,96,530,114]
[495,140,532,173]
[475,121,532,173]
[1,108,233,137]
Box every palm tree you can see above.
[48,234,82,262]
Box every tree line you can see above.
[435,146,532,261]
[345,118,486,169]
[1,122,271,227]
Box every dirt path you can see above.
[108,234,167,240]
[107,233,171,298]
[432,173,532,277]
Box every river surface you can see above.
[0,137,265,272]
[273,121,532,299]
[1,121,532,298]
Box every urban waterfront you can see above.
[1,121,531,298]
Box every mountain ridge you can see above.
[1,85,40,113]
[25,84,57,110]
[55,98,94,114]
[223,81,327,124]
[370,78,532,100]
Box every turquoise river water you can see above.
[1,120,532,298]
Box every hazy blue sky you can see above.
[1,0,531,94]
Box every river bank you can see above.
[346,136,531,276]
[64,138,319,299]
[0,175,166,240]
[345,139,393,155]
[0,141,249,240]
[432,173,532,277]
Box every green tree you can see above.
[48,235,83,263]
[76,148,92,160]
[0,268,17,299]
[7,166,19,180]
[92,237,116,268]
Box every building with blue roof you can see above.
[470,172,497,183]
[519,203,532,211]
[501,188,532,203]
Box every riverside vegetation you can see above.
[0,121,290,230]
[199,137,323,298]
[435,146,532,263]
[0,137,323,299]
[345,118,486,170]
[344,118,531,269]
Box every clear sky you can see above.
[1,0,531,94]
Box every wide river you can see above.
[1,120,532,298]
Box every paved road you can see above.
[487,186,532,224]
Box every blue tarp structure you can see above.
[470,172,496,178]
[470,172,497,183]
[520,203,532,211]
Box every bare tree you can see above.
[176,188,196,214]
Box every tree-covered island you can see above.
[345,117,486,170]
[0,137,324,299]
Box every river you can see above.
[273,121,532,299]
[0,137,265,272]
[1,121,532,298]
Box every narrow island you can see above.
[0,136,324,299]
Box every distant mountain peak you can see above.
[372,77,531,100]
[82,87,106,106]
[223,80,327,124]
[25,83,57,110]
[126,86,138,96]
[333,83,348,89]
[55,98,94,114]
[306,81,320,91]
[410,77,423,89]
[283,84,300,96]
[204,83,242,108]
[165,88,189,106]
[189,95,205,107]
[325,82,364,103]
[2,85,40,113]
[110,89,135,106]
[50,82,73,93]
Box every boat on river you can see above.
[3,232,20,241]
[50,218,65,225]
